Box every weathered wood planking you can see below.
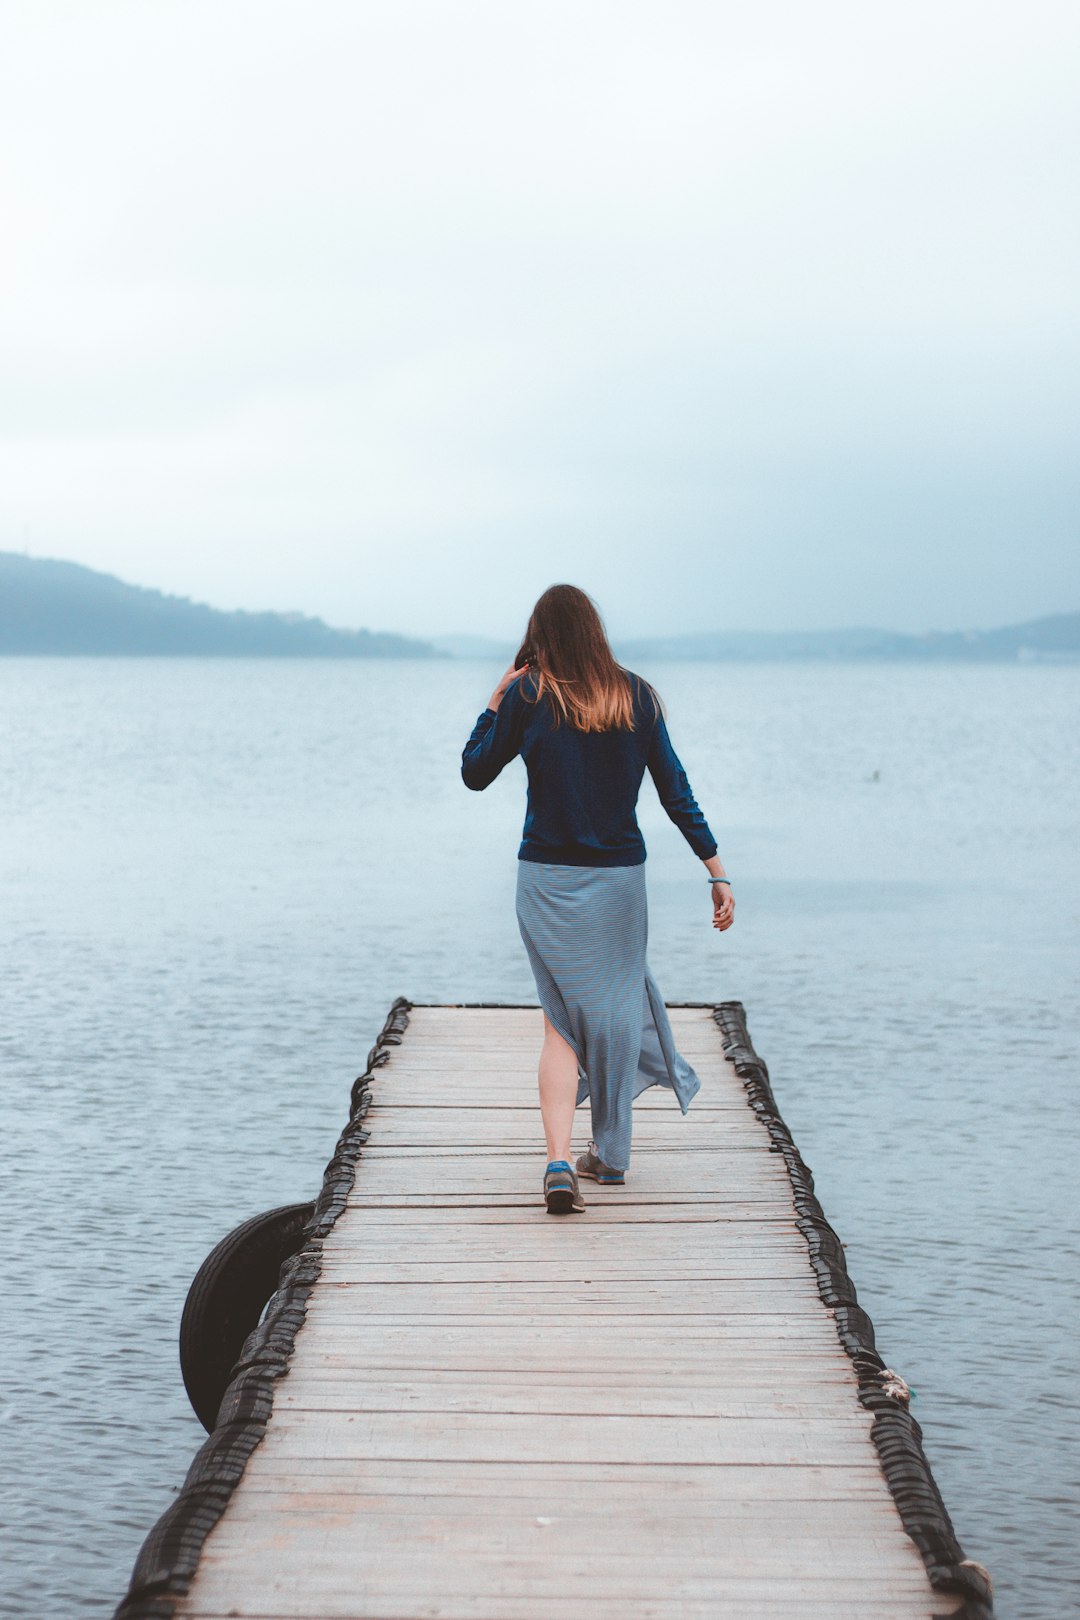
[175,1004,963,1620]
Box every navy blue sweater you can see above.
[461,670,718,867]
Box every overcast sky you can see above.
[1,0,1076,640]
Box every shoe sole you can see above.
[545,1187,585,1214]
[577,1168,625,1185]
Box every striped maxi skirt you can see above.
[514,859,702,1172]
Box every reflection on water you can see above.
[0,657,1077,1619]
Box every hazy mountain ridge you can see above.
[2,553,1076,660]
[615,615,1080,661]
[432,615,1080,663]
[0,553,444,657]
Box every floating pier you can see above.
[117,999,992,1620]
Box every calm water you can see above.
[0,657,1077,1620]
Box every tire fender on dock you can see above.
[179,1201,315,1432]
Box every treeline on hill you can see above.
[0,553,442,656]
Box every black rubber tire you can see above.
[179,1201,315,1432]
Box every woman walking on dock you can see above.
[461,584,735,1214]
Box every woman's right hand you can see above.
[487,663,530,712]
[712,884,735,931]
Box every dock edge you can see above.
[113,993,413,1620]
[711,1000,993,1620]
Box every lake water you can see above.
[0,656,1077,1620]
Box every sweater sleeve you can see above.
[461,680,525,790]
[646,712,718,858]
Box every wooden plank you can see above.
[344,1193,800,1209]
[183,1607,952,1620]
[350,1149,789,1171]
[365,1097,752,1110]
[274,1383,867,1419]
[362,1120,762,1141]
[322,1217,807,1243]
[356,1142,773,1158]
[229,1457,893,1501]
[255,1410,875,1465]
[363,1101,753,1117]
[319,1236,811,1261]
[190,1520,930,1576]
[315,1259,819,1282]
[221,1483,900,1519]
[318,1241,818,1264]
[172,1003,953,1620]
[288,1345,858,1379]
[297,1315,845,1345]
[303,1283,835,1316]
[346,1180,786,1200]
[337,1204,801,1225]
[186,1600,961,1620]
[183,1567,955,1619]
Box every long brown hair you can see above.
[514,584,663,732]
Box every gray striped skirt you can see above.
[515,860,702,1172]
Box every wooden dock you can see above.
[118,1000,992,1620]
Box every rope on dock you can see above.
[712,1000,994,1620]
[113,994,414,1620]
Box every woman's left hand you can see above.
[488,663,529,712]
[712,884,735,931]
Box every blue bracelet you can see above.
[708,877,731,885]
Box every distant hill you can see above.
[435,616,1080,664]
[614,614,1080,662]
[4,552,1075,662]
[0,553,444,657]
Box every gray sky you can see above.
[2,0,1077,640]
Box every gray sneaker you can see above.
[576,1141,626,1185]
[544,1160,586,1214]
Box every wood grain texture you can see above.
[176,1004,952,1620]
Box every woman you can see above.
[461,584,735,1215]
